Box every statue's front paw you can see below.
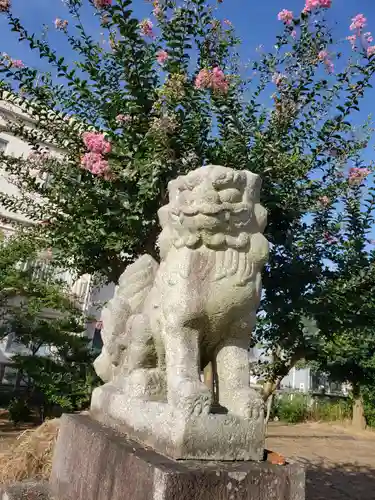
[229,388,264,420]
[173,379,212,416]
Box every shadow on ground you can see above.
[0,418,35,435]
[301,460,375,500]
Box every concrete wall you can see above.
[0,101,98,368]
[248,346,313,393]
[84,281,116,340]
[280,366,312,393]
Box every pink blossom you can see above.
[28,168,39,178]
[156,50,168,65]
[81,152,110,177]
[93,0,112,9]
[82,131,111,155]
[0,0,10,13]
[139,19,154,38]
[195,68,229,94]
[364,32,373,43]
[223,19,232,26]
[303,0,331,13]
[291,30,297,39]
[0,0,10,12]
[194,69,212,90]
[350,14,367,32]
[116,114,132,124]
[211,67,229,93]
[368,46,375,57]
[27,151,40,161]
[325,60,334,74]
[303,0,319,11]
[54,18,68,31]
[272,73,285,86]
[153,5,162,18]
[152,1,163,19]
[101,13,110,25]
[318,196,330,207]
[319,0,332,7]
[150,115,177,134]
[28,151,50,162]
[210,19,221,30]
[346,35,357,49]
[10,59,24,68]
[317,50,334,73]
[277,9,293,25]
[348,167,371,185]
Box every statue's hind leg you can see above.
[115,314,166,400]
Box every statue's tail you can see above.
[94,254,159,382]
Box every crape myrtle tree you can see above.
[0,0,374,399]
[306,183,375,429]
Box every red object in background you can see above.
[265,450,287,466]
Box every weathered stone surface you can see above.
[50,414,305,500]
[91,165,269,460]
[1,481,52,500]
[91,384,264,461]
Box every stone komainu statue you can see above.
[94,165,268,420]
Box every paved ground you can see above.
[266,422,375,500]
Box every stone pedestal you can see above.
[1,481,51,500]
[49,414,305,500]
[91,384,265,461]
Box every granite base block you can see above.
[1,481,52,500]
[90,384,265,461]
[50,414,305,500]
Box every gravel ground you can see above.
[266,422,375,500]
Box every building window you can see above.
[0,138,8,153]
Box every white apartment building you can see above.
[0,98,115,383]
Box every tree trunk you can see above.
[204,362,214,394]
[265,392,274,425]
[262,380,277,402]
[352,393,367,430]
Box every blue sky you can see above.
[1,0,375,198]
[1,0,374,130]
[2,0,375,72]
[1,0,375,110]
